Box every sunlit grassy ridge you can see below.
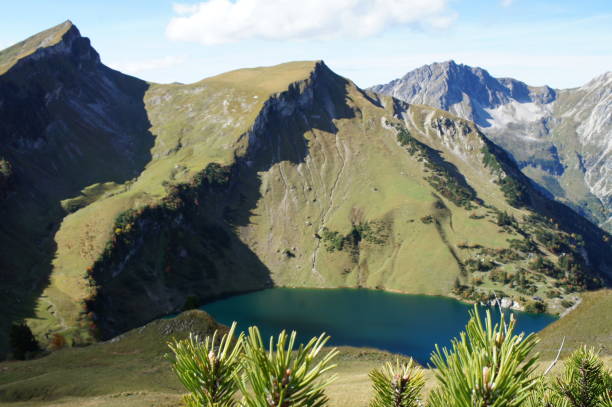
[0,20,73,75]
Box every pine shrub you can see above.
[428,307,539,407]
[240,327,338,407]
[369,358,424,407]
[168,322,243,407]
[553,346,611,407]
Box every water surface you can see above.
[201,287,556,364]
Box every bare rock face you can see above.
[371,62,612,231]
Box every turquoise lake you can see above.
[200,287,556,364]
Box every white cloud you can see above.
[500,0,513,7]
[166,0,454,44]
[108,56,185,75]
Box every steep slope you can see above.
[0,21,155,355]
[0,24,610,356]
[371,61,612,231]
[82,63,612,340]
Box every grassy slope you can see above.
[535,289,612,359]
[0,21,72,75]
[236,81,600,312]
[19,58,609,346]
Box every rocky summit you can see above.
[371,61,612,232]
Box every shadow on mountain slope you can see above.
[87,63,359,339]
[0,27,155,357]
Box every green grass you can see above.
[535,289,612,359]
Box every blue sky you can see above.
[1,0,611,88]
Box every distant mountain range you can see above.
[371,61,612,232]
[0,22,610,357]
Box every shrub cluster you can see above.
[394,124,477,209]
[320,221,388,256]
[480,145,530,208]
[169,308,611,407]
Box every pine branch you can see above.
[168,322,243,407]
[369,358,424,407]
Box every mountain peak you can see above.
[0,20,94,75]
[370,61,558,125]
[198,60,339,97]
[581,70,612,91]
[436,59,459,68]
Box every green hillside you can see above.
[535,289,612,359]
[0,22,610,357]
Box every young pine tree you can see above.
[369,358,425,407]
[428,307,540,407]
[552,346,611,407]
[240,327,338,407]
[168,322,243,407]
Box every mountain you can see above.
[371,61,612,232]
[0,23,610,357]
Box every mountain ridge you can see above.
[0,20,80,75]
[0,23,610,356]
[371,61,612,232]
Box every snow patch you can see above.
[484,100,553,130]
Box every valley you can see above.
[0,10,610,406]
[0,22,610,358]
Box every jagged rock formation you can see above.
[371,61,612,231]
[0,23,610,355]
